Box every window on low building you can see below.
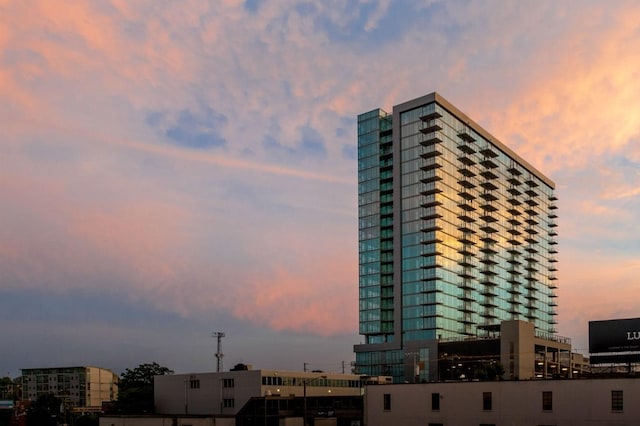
[483,392,492,411]
[383,393,391,411]
[542,391,553,411]
[431,392,440,411]
[223,398,235,408]
[223,378,234,388]
[611,390,623,412]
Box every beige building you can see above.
[154,369,370,416]
[21,366,118,410]
[365,378,640,426]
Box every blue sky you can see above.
[1,0,640,378]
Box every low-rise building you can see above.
[21,366,118,410]
[154,369,373,417]
[365,377,640,425]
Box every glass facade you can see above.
[355,94,558,383]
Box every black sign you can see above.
[589,318,640,353]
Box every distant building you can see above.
[154,369,379,417]
[356,92,559,382]
[21,366,118,410]
[364,377,640,426]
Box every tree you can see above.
[26,393,61,426]
[117,362,173,414]
[0,377,12,400]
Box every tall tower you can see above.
[212,332,225,372]
[354,93,558,382]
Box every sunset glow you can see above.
[1,0,639,375]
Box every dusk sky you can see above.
[1,0,639,378]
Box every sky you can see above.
[1,0,639,378]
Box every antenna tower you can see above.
[212,331,225,372]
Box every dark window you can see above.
[612,390,623,412]
[428,423,444,426]
[223,378,234,388]
[189,379,200,389]
[223,398,234,408]
[483,392,492,411]
[542,391,553,411]
[431,392,440,411]
[383,393,391,411]
[479,424,495,426]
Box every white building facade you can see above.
[155,369,368,416]
[365,378,640,426]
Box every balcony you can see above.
[458,202,476,212]
[480,214,498,223]
[458,247,475,256]
[458,179,476,189]
[480,170,499,180]
[480,181,499,191]
[420,122,442,134]
[458,128,476,142]
[458,191,476,201]
[421,198,442,208]
[421,187,443,196]
[457,144,476,155]
[420,135,444,147]
[457,223,476,234]
[507,177,522,186]
[421,146,443,159]
[421,175,442,184]
[480,245,498,255]
[480,159,498,169]
[481,203,498,212]
[458,156,476,166]
[420,160,441,172]
[459,234,477,245]
[507,166,522,176]
[459,256,476,268]
[457,213,476,223]
[420,111,443,121]
[507,237,522,246]
[480,224,498,234]
[458,267,476,279]
[479,148,498,158]
[480,234,498,244]
[458,167,476,177]
[479,192,498,201]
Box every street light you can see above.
[303,375,327,426]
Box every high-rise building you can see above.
[354,93,559,382]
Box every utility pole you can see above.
[212,332,225,372]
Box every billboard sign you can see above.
[589,318,640,353]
